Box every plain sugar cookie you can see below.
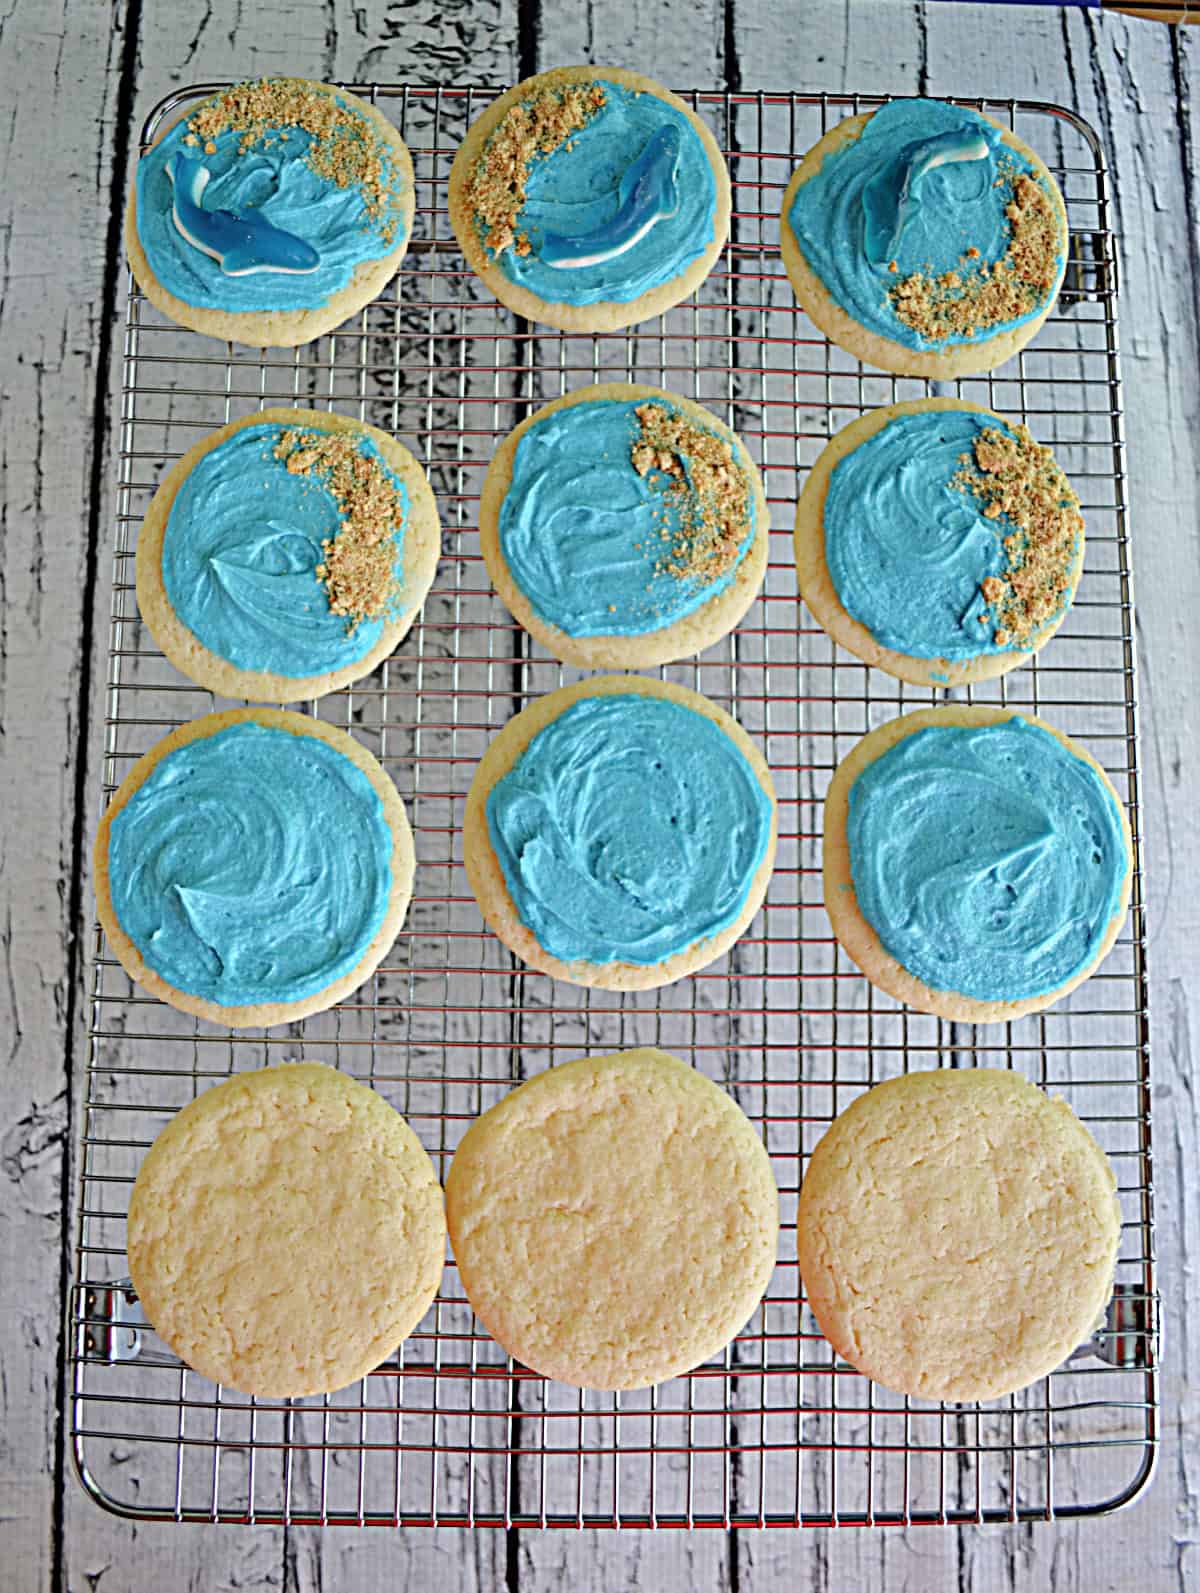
[445,1048,779,1389]
[127,1063,445,1398]
[796,1068,1121,1402]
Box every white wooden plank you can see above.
[0,1,159,1590]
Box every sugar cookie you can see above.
[445,1049,778,1390]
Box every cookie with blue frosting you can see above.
[464,676,777,990]
[448,67,731,332]
[780,99,1069,377]
[94,708,415,1028]
[136,408,441,703]
[795,398,1084,688]
[126,79,415,347]
[479,383,768,668]
[823,706,1132,1024]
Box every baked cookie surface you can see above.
[823,706,1132,1023]
[797,1068,1121,1402]
[128,1062,445,1398]
[137,407,441,703]
[127,79,415,347]
[464,675,777,990]
[480,383,768,668]
[449,66,731,332]
[795,398,1084,688]
[780,98,1068,377]
[95,708,414,1028]
[445,1048,778,1390]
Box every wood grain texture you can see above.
[0,0,1194,1589]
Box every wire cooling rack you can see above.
[68,84,1157,1529]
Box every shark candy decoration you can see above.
[538,124,683,271]
[167,153,321,277]
[861,126,996,268]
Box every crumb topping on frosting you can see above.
[467,82,608,259]
[952,424,1083,649]
[888,164,1061,343]
[631,404,752,587]
[185,79,402,243]
[273,428,406,632]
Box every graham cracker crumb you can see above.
[951,424,1083,650]
[889,163,1060,343]
[188,78,404,244]
[467,81,607,259]
[631,404,752,588]
[273,427,406,633]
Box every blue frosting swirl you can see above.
[486,693,773,965]
[788,98,1062,350]
[107,722,394,1008]
[136,93,405,312]
[824,408,1064,660]
[161,421,407,679]
[492,83,717,306]
[498,399,755,638]
[847,718,1128,1002]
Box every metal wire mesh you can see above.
[68,84,1157,1528]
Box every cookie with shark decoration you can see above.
[126,78,415,348]
[780,98,1068,377]
[448,66,731,332]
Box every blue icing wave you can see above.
[498,399,755,638]
[788,98,1063,351]
[161,421,408,679]
[823,408,1070,661]
[107,722,394,1008]
[492,83,717,306]
[136,93,405,312]
[486,693,773,966]
[847,718,1127,1003]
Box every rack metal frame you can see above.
[68,83,1157,1529]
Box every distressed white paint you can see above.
[0,2,1195,1590]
